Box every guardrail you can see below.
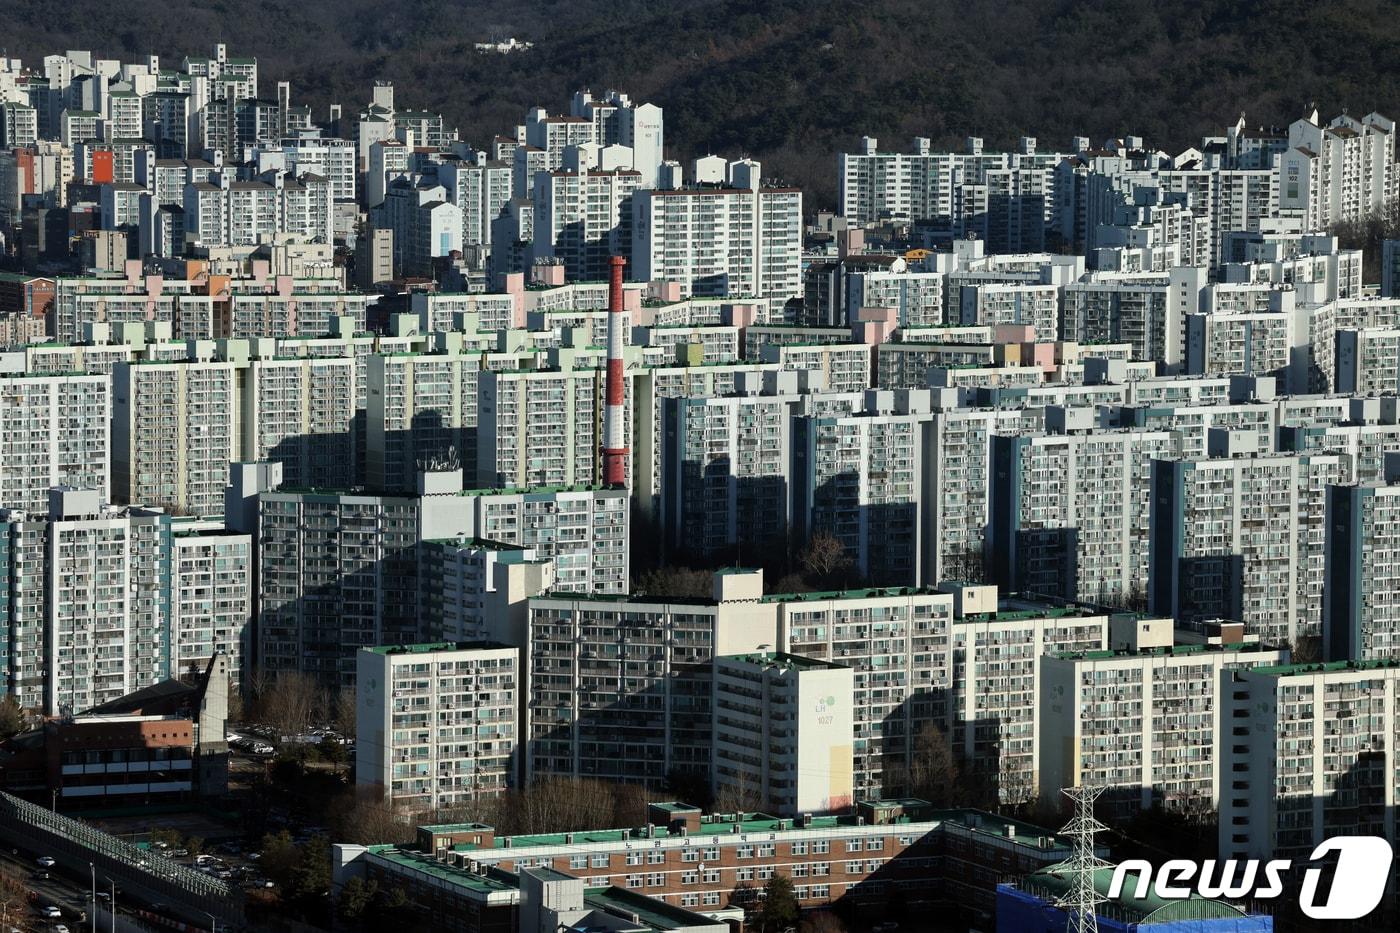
[0,790,244,928]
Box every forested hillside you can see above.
[6,0,1400,207]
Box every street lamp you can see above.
[98,876,116,933]
[206,910,219,933]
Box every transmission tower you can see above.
[1054,785,1112,933]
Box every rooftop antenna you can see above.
[1054,785,1111,933]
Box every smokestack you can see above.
[603,255,628,487]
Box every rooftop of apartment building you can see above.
[1050,640,1279,663]
[421,536,532,552]
[1246,656,1400,677]
[363,640,515,657]
[720,651,848,672]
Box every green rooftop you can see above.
[365,846,516,896]
[760,584,950,603]
[1052,641,1268,662]
[722,650,848,671]
[1248,657,1400,677]
[364,640,512,656]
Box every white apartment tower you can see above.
[632,161,802,306]
[356,642,519,811]
[1040,627,1288,817]
[112,359,241,517]
[0,373,110,514]
[712,652,856,817]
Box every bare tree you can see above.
[907,721,960,807]
[332,687,358,737]
[635,566,715,598]
[242,665,273,721]
[328,796,418,846]
[610,781,653,828]
[261,671,318,738]
[800,912,848,933]
[800,531,853,584]
[506,778,619,835]
[0,694,25,739]
[941,548,987,584]
[713,769,763,815]
[0,865,32,928]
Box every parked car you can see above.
[39,906,62,919]
[35,857,55,868]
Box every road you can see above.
[0,835,151,932]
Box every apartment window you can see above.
[626,852,643,866]
[591,854,609,868]
[844,839,861,853]
[647,873,664,888]
[626,875,642,888]
[812,840,830,854]
[647,851,665,865]
[681,849,699,863]
[569,856,587,869]
[791,841,808,856]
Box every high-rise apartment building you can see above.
[1280,111,1395,229]
[0,488,169,714]
[1040,622,1287,817]
[632,162,802,305]
[1324,471,1400,662]
[1219,659,1400,893]
[0,373,110,514]
[169,527,253,685]
[989,427,1176,604]
[356,642,519,811]
[112,358,241,516]
[712,652,855,817]
[257,490,422,687]
[1150,451,1353,647]
[533,169,639,282]
[367,343,483,491]
[242,354,357,491]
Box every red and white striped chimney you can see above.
[602,255,628,487]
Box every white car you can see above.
[35,856,55,868]
[54,926,71,933]
[40,906,62,918]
